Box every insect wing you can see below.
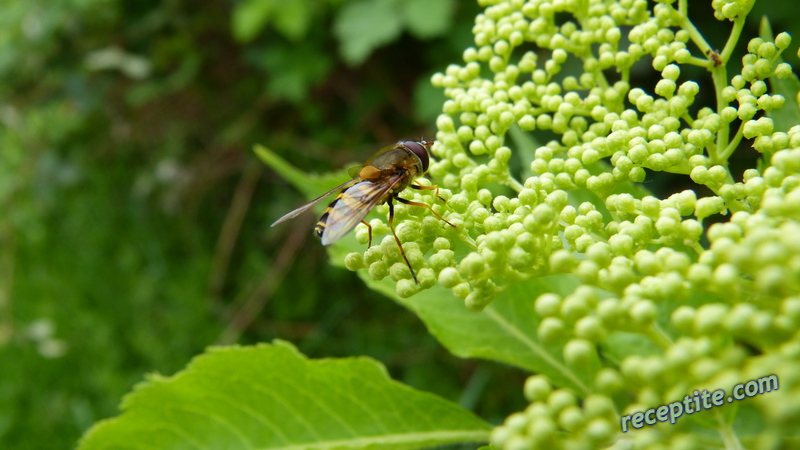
[361,142,403,168]
[271,178,357,227]
[320,174,404,245]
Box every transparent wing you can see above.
[320,174,404,245]
[361,142,400,167]
[270,178,356,227]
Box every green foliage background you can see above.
[1,0,799,448]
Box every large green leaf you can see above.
[79,342,491,449]
[331,242,593,396]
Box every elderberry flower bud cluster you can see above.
[343,0,800,447]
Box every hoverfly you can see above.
[271,140,457,284]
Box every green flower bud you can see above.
[538,317,567,344]
[508,246,532,269]
[575,316,607,343]
[519,114,536,130]
[483,215,504,232]
[429,249,455,272]
[558,405,585,432]
[524,375,553,402]
[738,103,757,120]
[369,260,389,280]
[460,252,486,278]
[452,281,471,300]
[549,249,576,273]
[754,58,773,78]
[656,216,679,237]
[465,289,492,311]
[694,303,728,335]
[438,267,461,288]
[564,338,599,369]
[755,265,786,295]
[664,341,693,369]
[447,194,469,214]
[575,259,600,284]
[695,196,726,220]
[743,117,774,138]
[345,252,365,271]
[713,263,739,287]
[585,418,614,444]
[655,79,676,98]
[775,62,793,79]
[389,261,413,281]
[561,293,591,322]
[395,278,416,298]
[586,242,612,267]
[535,293,561,317]
[629,167,646,182]
[630,299,657,326]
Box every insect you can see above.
[271,139,457,284]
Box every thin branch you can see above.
[208,158,262,303]
[216,215,311,345]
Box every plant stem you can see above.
[715,409,745,450]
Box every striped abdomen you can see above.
[314,177,402,246]
[314,202,335,238]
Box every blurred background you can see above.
[0,0,797,448]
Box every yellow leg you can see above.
[388,198,419,284]
[396,196,458,228]
[360,220,372,248]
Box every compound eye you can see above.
[403,140,430,173]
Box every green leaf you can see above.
[412,75,447,124]
[261,42,333,103]
[600,332,661,366]
[271,1,313,42]
[232,0,312,43]
[334,0,403,66]
[254,144,352,200]
[759,16,800,133]
[402,0,455,39]
[344,270,595,396]
[508,124,540,181]
[78,342,491,450]
[232,0,276,43]
[768,72,800,133]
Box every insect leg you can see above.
[387,198,419,284]
[396,196,458,229]
[360,220,372,248]
[411,183,448,204]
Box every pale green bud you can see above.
[369,261,389,280]
[575,316,606,343]
[345,252,365,271]
[524,375,552,402]
[396,279,416,298]
[538,317,567,344]
[630,300,657,325]
[694,303,728,334]
[535,293,561,317]
[438,267,461,288]
[564,338,599,369]
[452,281,471,300]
